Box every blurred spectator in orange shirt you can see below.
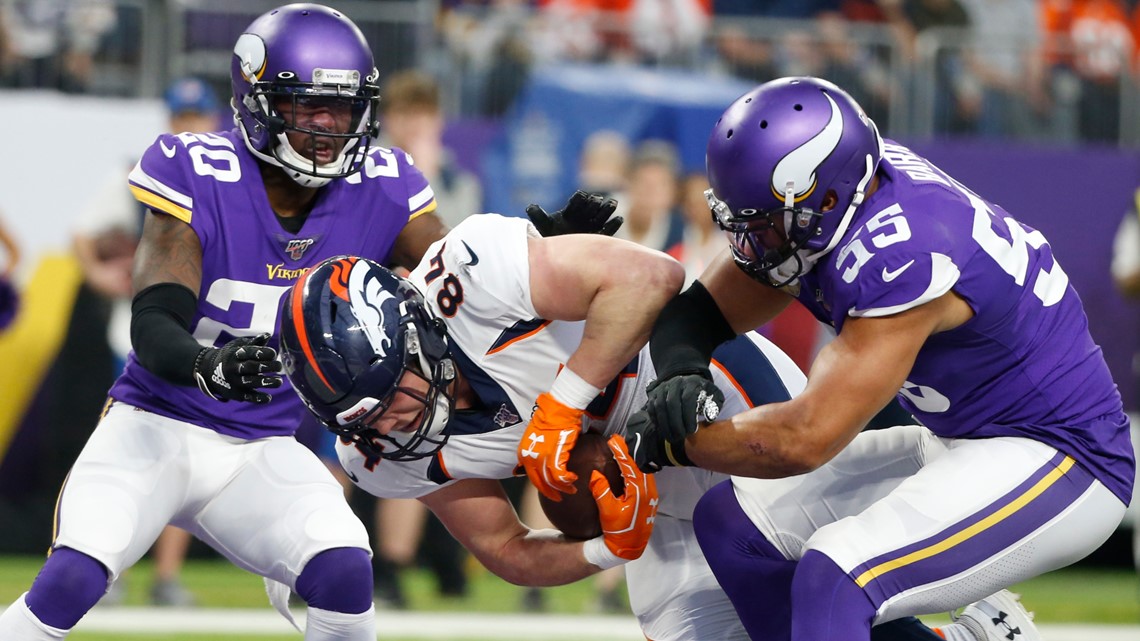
[535,0,709,64]
[1041,0,1135,143]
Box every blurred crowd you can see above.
[7,1,1140,143]
[439,0,1140,143]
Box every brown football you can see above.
[537,431,624,540]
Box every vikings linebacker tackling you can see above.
[625,76,1132,641]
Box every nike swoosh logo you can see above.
[160,140,177,158]
[461,240,479,266]
[881,259,915,283]
[345,469,359,483]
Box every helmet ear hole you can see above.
[821,189,840,213]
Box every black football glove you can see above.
[624,410,696,473]
[644,369,724,443]
[624,370,724,473]
[193,332,283,404]
[526,190,623,237]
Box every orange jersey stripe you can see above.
[434,451,453,480]
[711,357,753,407]
[486,320,552,355]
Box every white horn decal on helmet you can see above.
[234,33,267,82]
[770,93,844,203]
[348,262,395,359]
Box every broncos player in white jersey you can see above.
[282,214,775,639]
[281,214,1017,641]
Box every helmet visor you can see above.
[706,188,818,286]
[272,91,373,138]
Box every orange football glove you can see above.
[592,435,658,561]
[518,392,583,502]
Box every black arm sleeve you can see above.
[649,281,737,379]
[130,283,205,386]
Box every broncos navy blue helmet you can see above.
[279,256,455,461]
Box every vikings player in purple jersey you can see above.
[0,4,617,640]
[621,77,1134,641]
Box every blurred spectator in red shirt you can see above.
[1042,0,1135,143]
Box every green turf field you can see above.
[0,555,1136,640]
[0,555,604,641]
[0,555,601,614]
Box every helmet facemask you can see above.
[708,187,820,288]
[332,299,457,462]
[240,75,380,188]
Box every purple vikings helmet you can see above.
[706,77,883,286]
[231,4,381,188]
[280,256,456,461]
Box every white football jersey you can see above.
[334,214,808,641]
[337,214,806,520]
[337,214,644,498]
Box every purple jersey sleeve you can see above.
[128,131,239,246]
[827,197,963,320]
[797,141,1133,504]
[343,145,436,225]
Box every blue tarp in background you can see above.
[480,63,753,216]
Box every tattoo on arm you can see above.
[132,211,203,296]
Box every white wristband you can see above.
[582,535,626,570]
[550,367,603,411]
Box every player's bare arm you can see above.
[520,233,683,500]
[528,233,685,387]
[388,210,449,272]
[688,289,974,477]
[419,478,601,587]
[129,208,280,402]
[132,210,203,295]
[699,248,793,333]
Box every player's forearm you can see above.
[567,252,683,387]
[568,292,667,387]
[648,280,737,379]
[130,283,204,386]
[480,528,601,587]
[686,402,821,478]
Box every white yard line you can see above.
[4,606,1138,640]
